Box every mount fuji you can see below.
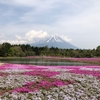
[31,35,78,49]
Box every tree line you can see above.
[0,42,100,57]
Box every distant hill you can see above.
[31,35,78,49]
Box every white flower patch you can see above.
[45,68,69,72]
[0,69,32,73]
[1,83,100,100]
[52,72,100,99]
[0,75,41,89]
[80,67,100,71]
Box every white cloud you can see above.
[60,35,72,42]
[25,30,48,41]
[0,34,27,44]
[0,30,71,45]
[4,40,27,44]
[15,35,22,40]
[0,30,49,44]
[0,39,5,44]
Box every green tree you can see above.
[96,46,100,57]
[1,42,11,56]
[9,47,15,56]
[14,46,25,57]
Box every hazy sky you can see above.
[0,0,100,49]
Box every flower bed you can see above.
[0,63,100,100]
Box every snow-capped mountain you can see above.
[31,35,78,49]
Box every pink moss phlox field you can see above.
[12,79,71,93]
[0,63,47,71]
[0,72,6,77]
[11,87,31,93]
[0,63,28,70]
[69,69,100,76]
[60,66,100,78]
[0,64,100,78]
[24,71,60,77]
[0,63,100,96]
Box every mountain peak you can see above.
[45,35,63,43]
[31,35,78,49]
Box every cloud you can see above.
[1,40,27,44]
[0,30,71,45]
[60,35,71,42]
[0,30,49,44]
[15,35,22,40]
[0,34,27,44]
[25,30,48,41]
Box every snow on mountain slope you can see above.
[31,35,78,49]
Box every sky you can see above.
[0,0,100,49]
